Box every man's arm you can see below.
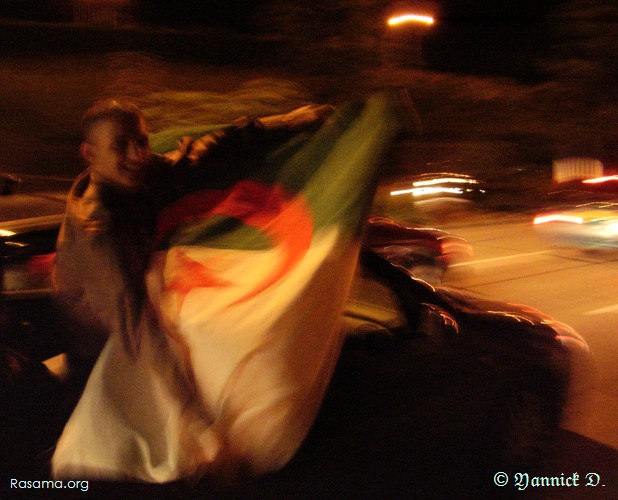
[254,104,334,132]
[174,104,334,170]
[152,104,334,203]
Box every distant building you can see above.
[552,157,603,183]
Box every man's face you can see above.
[83,116,151,189]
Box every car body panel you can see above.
[353,249,588,355]
[0,213,63,297]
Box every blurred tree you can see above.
[257,0,400,44]
[542,0,617,84]
[251,0,391,71]
[539,0,618,161]
[0,0,72,21]
[134,0,259,32]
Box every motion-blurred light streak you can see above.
[533,214,584,225]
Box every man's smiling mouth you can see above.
[122,163,145,173]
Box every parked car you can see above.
[0,213,65,362]
[0,212,590,484]
[533,201,618,249]
[364,216,473,283]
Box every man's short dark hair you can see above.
[80,99,145,141]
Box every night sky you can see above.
[423,0,570,78]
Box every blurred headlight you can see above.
[602,221,618,235]
[534,214,584,225]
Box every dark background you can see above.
[0,1,616,177]
[0,0,573,79]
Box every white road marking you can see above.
[583,304,618,316]
[450,250,553,268]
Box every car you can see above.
[0,212,590,486]
[343,249,590,465]
[0,213,66,362]
[387,172,486,204]
[364,216,472,283]
[533,201,618,249]
[544,175,618,206]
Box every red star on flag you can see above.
[166,250,232,312]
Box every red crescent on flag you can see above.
[155,180,314,306]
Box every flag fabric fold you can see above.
[52,93,401,482]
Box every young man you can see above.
[51,93,400,483]
[54,98,332,379]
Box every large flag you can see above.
[52,93,401,482]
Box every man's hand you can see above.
[257,104,334,131]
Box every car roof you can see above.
[0,188,67,224]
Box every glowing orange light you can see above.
[388,14,435,27]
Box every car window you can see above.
[1,229,57,294]
[1,229,58,256]
[2,254,55,293]
[342,263,408,337]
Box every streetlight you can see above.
[387,13,435,27]
[383,10,436,67]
